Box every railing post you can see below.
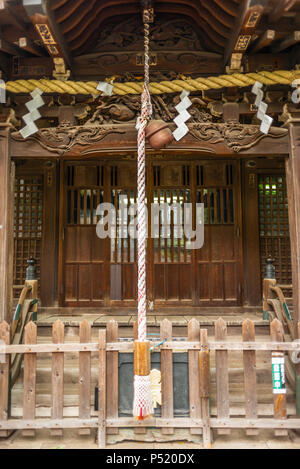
[25,258,38,322]
[296,322,300,416]
[22,321,37,437]
[199,329,211,449]
[0,321,10,437]
[270,319,288,436]
[262,256,276,320]
[98,329,107,448]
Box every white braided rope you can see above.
[136,8,152,342]
[136,86,151,342]
[132,7,154,420]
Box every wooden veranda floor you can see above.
[35,308,269,338]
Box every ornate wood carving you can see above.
[9,98,289,155]
[84,94,211,126]
[95,17,204,52]
[11,121,126,155]
[74,17,223,77]
[188,120,288,153]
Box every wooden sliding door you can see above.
[61,164,107,306]
[195,162,242,306]
[60,159,243,307]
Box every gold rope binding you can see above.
[4,70,300,95]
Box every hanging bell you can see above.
[145,119,174,150]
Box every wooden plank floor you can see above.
[36,312,268,328]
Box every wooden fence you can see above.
[1,317,300,448]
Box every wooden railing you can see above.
[9,259,39,388]
[1,317,300,447]
[262,258,296,390]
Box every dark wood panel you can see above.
[64,264,77,302]
[153,264,165,300]
[78,264,91,300]
[166,263,179,300]
[122,263,137,301]
[91,264,104,301]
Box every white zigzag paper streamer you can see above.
[97,81,114,96]
[252,81,273,135]
[291,79,300,104]
[20,88,44,139]
[0,79,6,104]
[173,90,192,141]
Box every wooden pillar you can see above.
[0,125,14,322]
[283,109,300,414]
[40,161,58,306]
[282,110,300,330]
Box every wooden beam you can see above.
[10,122,289,158]
[224,1,265,69]
[268,0,296,24]
[22,0,73,73]
[224,0,250,66]
[43,0,73,70]
[250,29,276,53]
[18,37,46,56]
[0,51,10,78]
[0,0,29,33]
[0,38,29,57]
[272,31,300,52]
[23,0,73,80]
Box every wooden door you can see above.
[60,159,242,308]
[109,163,138,305]
[149,161,242,306]
[61,164,106,307]
[195,162,242,306]
[150,163,194,305]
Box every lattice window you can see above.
[195,164,234,225]
[258,175,291,284]
[13,175,44,287]
[196,188,234,225]
[153,188,192,263]
[66,165,104,225]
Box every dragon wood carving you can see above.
[188,120,288,152]
[11,121,126,155]
[11,112,288,155]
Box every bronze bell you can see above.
[145,119,174,150]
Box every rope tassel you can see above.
[133,341,153,419]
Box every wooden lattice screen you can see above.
[13,175,44,289]
[258,174,291,285]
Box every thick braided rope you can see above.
[4,70,300,95]
[136,9,152,343]
[137,89,148,342]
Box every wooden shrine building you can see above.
[0,0,300,326]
